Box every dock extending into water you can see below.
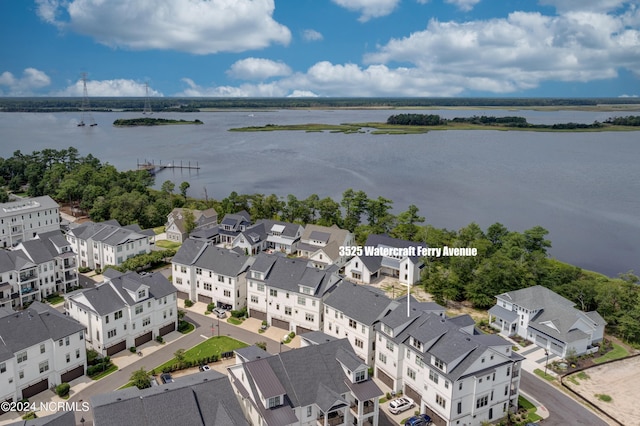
[137,159,200,175]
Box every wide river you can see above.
[1,108,638,277]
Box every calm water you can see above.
[1,109,638,277]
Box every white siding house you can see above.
[0,196,60,248]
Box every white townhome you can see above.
[228,338,383,426]
[65,270,178,356]
[0,302,86,403]
[255,219,304,254]
[323,282,401,364]
[297,224,356,269]
[65,220,154,270]
[0,196,60,248]
[171,239,254,309]
[37,230,79,293]
[375,310,523,426]
[344,234,424,285]
[0,237,72,309]
[247,253,342,335]
[488,285,606,357]
[165,207,218,243]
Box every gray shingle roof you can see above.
[324,282,396,325]
[6,410,76,426]
[0,302,84,362]
[91,370,248,426]
[68,220,149,246]
[249,254,341,295]
[0,196,58,219]
[497,285,575,311]
[255,219,303,239]
[173,240,253,277]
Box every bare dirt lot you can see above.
[565,356,640,426]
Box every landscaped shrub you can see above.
[231,307,247,318]
[156,335,164,343]
[288,331,295,339]
[129,347,137,353]
[207,302,216,312]
[55,383,70,397]
[184,299,194,307]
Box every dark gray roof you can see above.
[336,346,366,372]
[17,239,54,264]
[172,238,207,265]
[173,240,253,277]
[299,331,338,345]
[189,226,220,241]
[0,196,58,218]
[324,282,396,326]
[488,305,518,323]
[67,220,148,246]
[308,231,331,243]
[255,219,303,239]
[245,358,288,399]
[344,378,383,401]
[497,285,575,311]
[0,302,84,362]
[235,345,270,362]
[249,254,341,295]
[380,297,445,331]
[91,370,248,426]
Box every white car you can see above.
[389,397,415,415]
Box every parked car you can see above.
[160,373,174,384]
[405,414,432,426]
[388,397,415,415]
[199,364,211,372]
[213,307,227,318]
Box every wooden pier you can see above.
[137,159,200,175]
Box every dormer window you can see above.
[382,324,392,337]
[433,356,445,371]
[410,337,422,351]
[138,289,146,299]
[268,396,281,408]
[355,370,366,383]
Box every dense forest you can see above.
[386,113,640,129]
[113,118,203,126]
[1,148,639,345]
[2,97,640,112]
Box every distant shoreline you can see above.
[113,118,203,127]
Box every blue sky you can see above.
[1,0,638,97]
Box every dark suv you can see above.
[160,373,174,384]
[404,414,432,426]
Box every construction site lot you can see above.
[564,355,640,426]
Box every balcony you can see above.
[19,271,37,283]
[317,412,345,426]
[350,401,375,416]
[513,369,520,378]
[20,286,37,295]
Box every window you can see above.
[76,349,80,359]
[180,266,187,273]
[39,361,49,373]
[80,331,84,340]
[436,394,446,408]
[355,338,363,349]
[115,310,123,320]
[307,406,312,417]
[386,339,394,352]
[107,329,117,338]
[224,289,231,297]
[378,352,387,364]
[251,295,259,304]
[434,357,445,370]
[204,283,212,291]
[105,315,110,324]
[17,351,27,363]
[66,336,70,346]
[196,268,202,275]
[19,370,24,379]
[457,402,462,414]
[476,396,489,409]
[355,370,366,382]
[40,344,45,354]
[218,275,225,283]
[305,313,314,322]
[135,305,143,315]
[268,396,280,408]
[506,366,511,376]
[407,368,416,380]
[143,317,151,327]
[349,319,357,329]
[138,289,146,298]
[382,324,392,336]
[176,277,183,285]
[257,283,265,292]
[298,296,306,306]
[429,369,439,384]
[59,339,63,347]
[285,307,292,316]
[0,362,5,373]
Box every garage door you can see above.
[250,309,267,321]
[159,322,176,336]
[197,294,212,304]
[21,378,48,399]
[271,318,290,330]
[423,405,446,426]
[135,331,153,347]
[61,365,84,383]
[296,326,313,335]
[177,291,189,300]
[376,368,394,390]
[404,384,421,407]
[106,340,127,356]
[535,335,548,347]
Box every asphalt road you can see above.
[68,310,288,424]
[519,371,608,426]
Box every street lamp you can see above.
[544,350,549,376]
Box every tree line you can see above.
[1,148,639,345]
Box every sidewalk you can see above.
[519,390,550,420]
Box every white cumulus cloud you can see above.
[35,0,291,54]
[54,78,163,97]
[0,68,51,96]
[445,0,481,12]
[331,0,401,22]
[227,58,292,80]
[302,29,324,41]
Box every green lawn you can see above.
[227,317,243,325]
[155,240,182,250]
[153,226,165,234]
[90,364,118,380]
[593,343,629,364]
[45,294,65,305]
[533,368,555,381]
[155,336,248,372]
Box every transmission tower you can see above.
[143,83,153,115]
[78,73,97,127]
